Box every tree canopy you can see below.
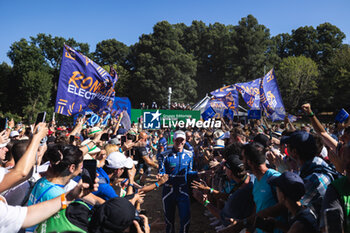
[0,15,348,121]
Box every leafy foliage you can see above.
[0,16,348,119]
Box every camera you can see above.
[129,210,145,233]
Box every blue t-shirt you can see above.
[253,169,280,213]
[28,177,65,205]
[253,169,283,233]
[92,167,119,200]
[27,177,65,232]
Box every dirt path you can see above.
[142,173,216,233]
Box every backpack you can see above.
[35,201,90,233]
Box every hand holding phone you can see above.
[35,112,47,126]
[82,160,97,189]
[0,118,7,130]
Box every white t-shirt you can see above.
[0,201,27,233]
[0,167,7,183]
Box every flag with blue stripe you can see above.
[201,106,216,121]
[259,69,286,121]
[235,78,261,109]
[55,45,117,116]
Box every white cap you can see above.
[213,130,225,149]
[106,152,133,169]
[10,131,19,138]
[174,131,186,140]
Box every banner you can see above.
[211,85,239,112]
[248,110,262,119]
[288,114,297,123]
[201,106,216,121]
[235,78,260,109]
[335,108,349,123]
[74,97,131,127]
[55,45,117,116]
[259,69,286,121]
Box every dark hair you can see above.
[313,133,324,157]
[223,142,243,160]
[232,164,247,179]
[11,140,29,163]
[3,140,17,164]
[44,144,83,176]
[24,127,32,137]
[242,142,266,166]
[55,131,69,144]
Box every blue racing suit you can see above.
[157,137,168,163]
[159,148,196,233]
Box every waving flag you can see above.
[201,106,216,121]
[235,78,260,109]
[211,85,239,113]
[259,69,286,121]
[55,45,117,116]
[205,98,227,118]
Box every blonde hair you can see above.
[104,144,119,156]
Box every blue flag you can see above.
[235,78,260,109]
[248,109,262,119]
[288,114,297,123]
[259,69,286,121]
[211,85,239,113]
[55,45,117,116]
[223,108,234,121]
[205,98,227,118]
[201,106,216,121]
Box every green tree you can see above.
[0,62,13,111]
[129,21,197,107]
[324,45,350,110]
[276,56,319,111]
[20,70,53,121]
[316,23,345,65]
[102,64,130,97]
[94,39,129,66]
[177,21,238,98]
[30,33,90,91]
[232,15,272,82]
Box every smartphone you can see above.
[69,135,75,144]
[101,133,109,141]
[121,136,127,146]
[35,112,46,126]
[324,208,342,233]
[82,160,97,189]
[0,118,8,130]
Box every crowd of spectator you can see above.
[0,102,349,233]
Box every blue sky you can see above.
[0,0,349,64]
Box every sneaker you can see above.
[204,210,213,217]
[210,219,221,226]
[215,225,225,232]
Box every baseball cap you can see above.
[88,127,102,136]
[280,131,316,152]
[174,130,186,140]
[89,197,136,233]
[106,152,133,169]
[10,131,19,138]
[213,130,225,149]
[109,135,121,145]
[117,128,128,135]
[224,154,244,172]
[253,134,270,148]
[268,171,305,201]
